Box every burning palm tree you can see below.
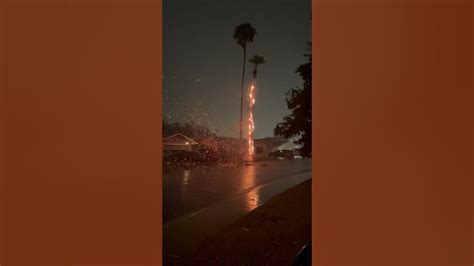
[249,55,266,80]
[246,55,265,161]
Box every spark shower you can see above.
[247,82,256,160]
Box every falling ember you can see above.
[248,83,256,160]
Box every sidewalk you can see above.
[171,179,312,265]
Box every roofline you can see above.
[254,137,287,141]
[163,143,199,146]
[163,133,199,144]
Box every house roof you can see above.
[163,133,199,145]
[254,137,289,148]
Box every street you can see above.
[163,159,312,258]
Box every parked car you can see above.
[268,150,294,159]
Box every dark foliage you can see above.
[249,54,266,79]
[163,148,218,167]
[274,43,312,157]
[233,23,256,50]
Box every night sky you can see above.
[163,0,311,138]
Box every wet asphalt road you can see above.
[163,159,312,224]
[163,159,312,258]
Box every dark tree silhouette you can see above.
[274,43,312,157]
[233,23,256,140]
[249,54,266,80]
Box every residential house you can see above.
[253,137,299,159]
[163,133,200,151]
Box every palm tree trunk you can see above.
[239,46,246,140]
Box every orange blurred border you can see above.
[2,1,162,264]
[313,1,472,265]
[0,0,472,265]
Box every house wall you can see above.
[164,145,186,151]
[254,143,270,159]
[254,141,297,159]
[163,144,197,151]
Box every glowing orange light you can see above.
[248,82,256,161]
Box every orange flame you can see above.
[248,83,255,160]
